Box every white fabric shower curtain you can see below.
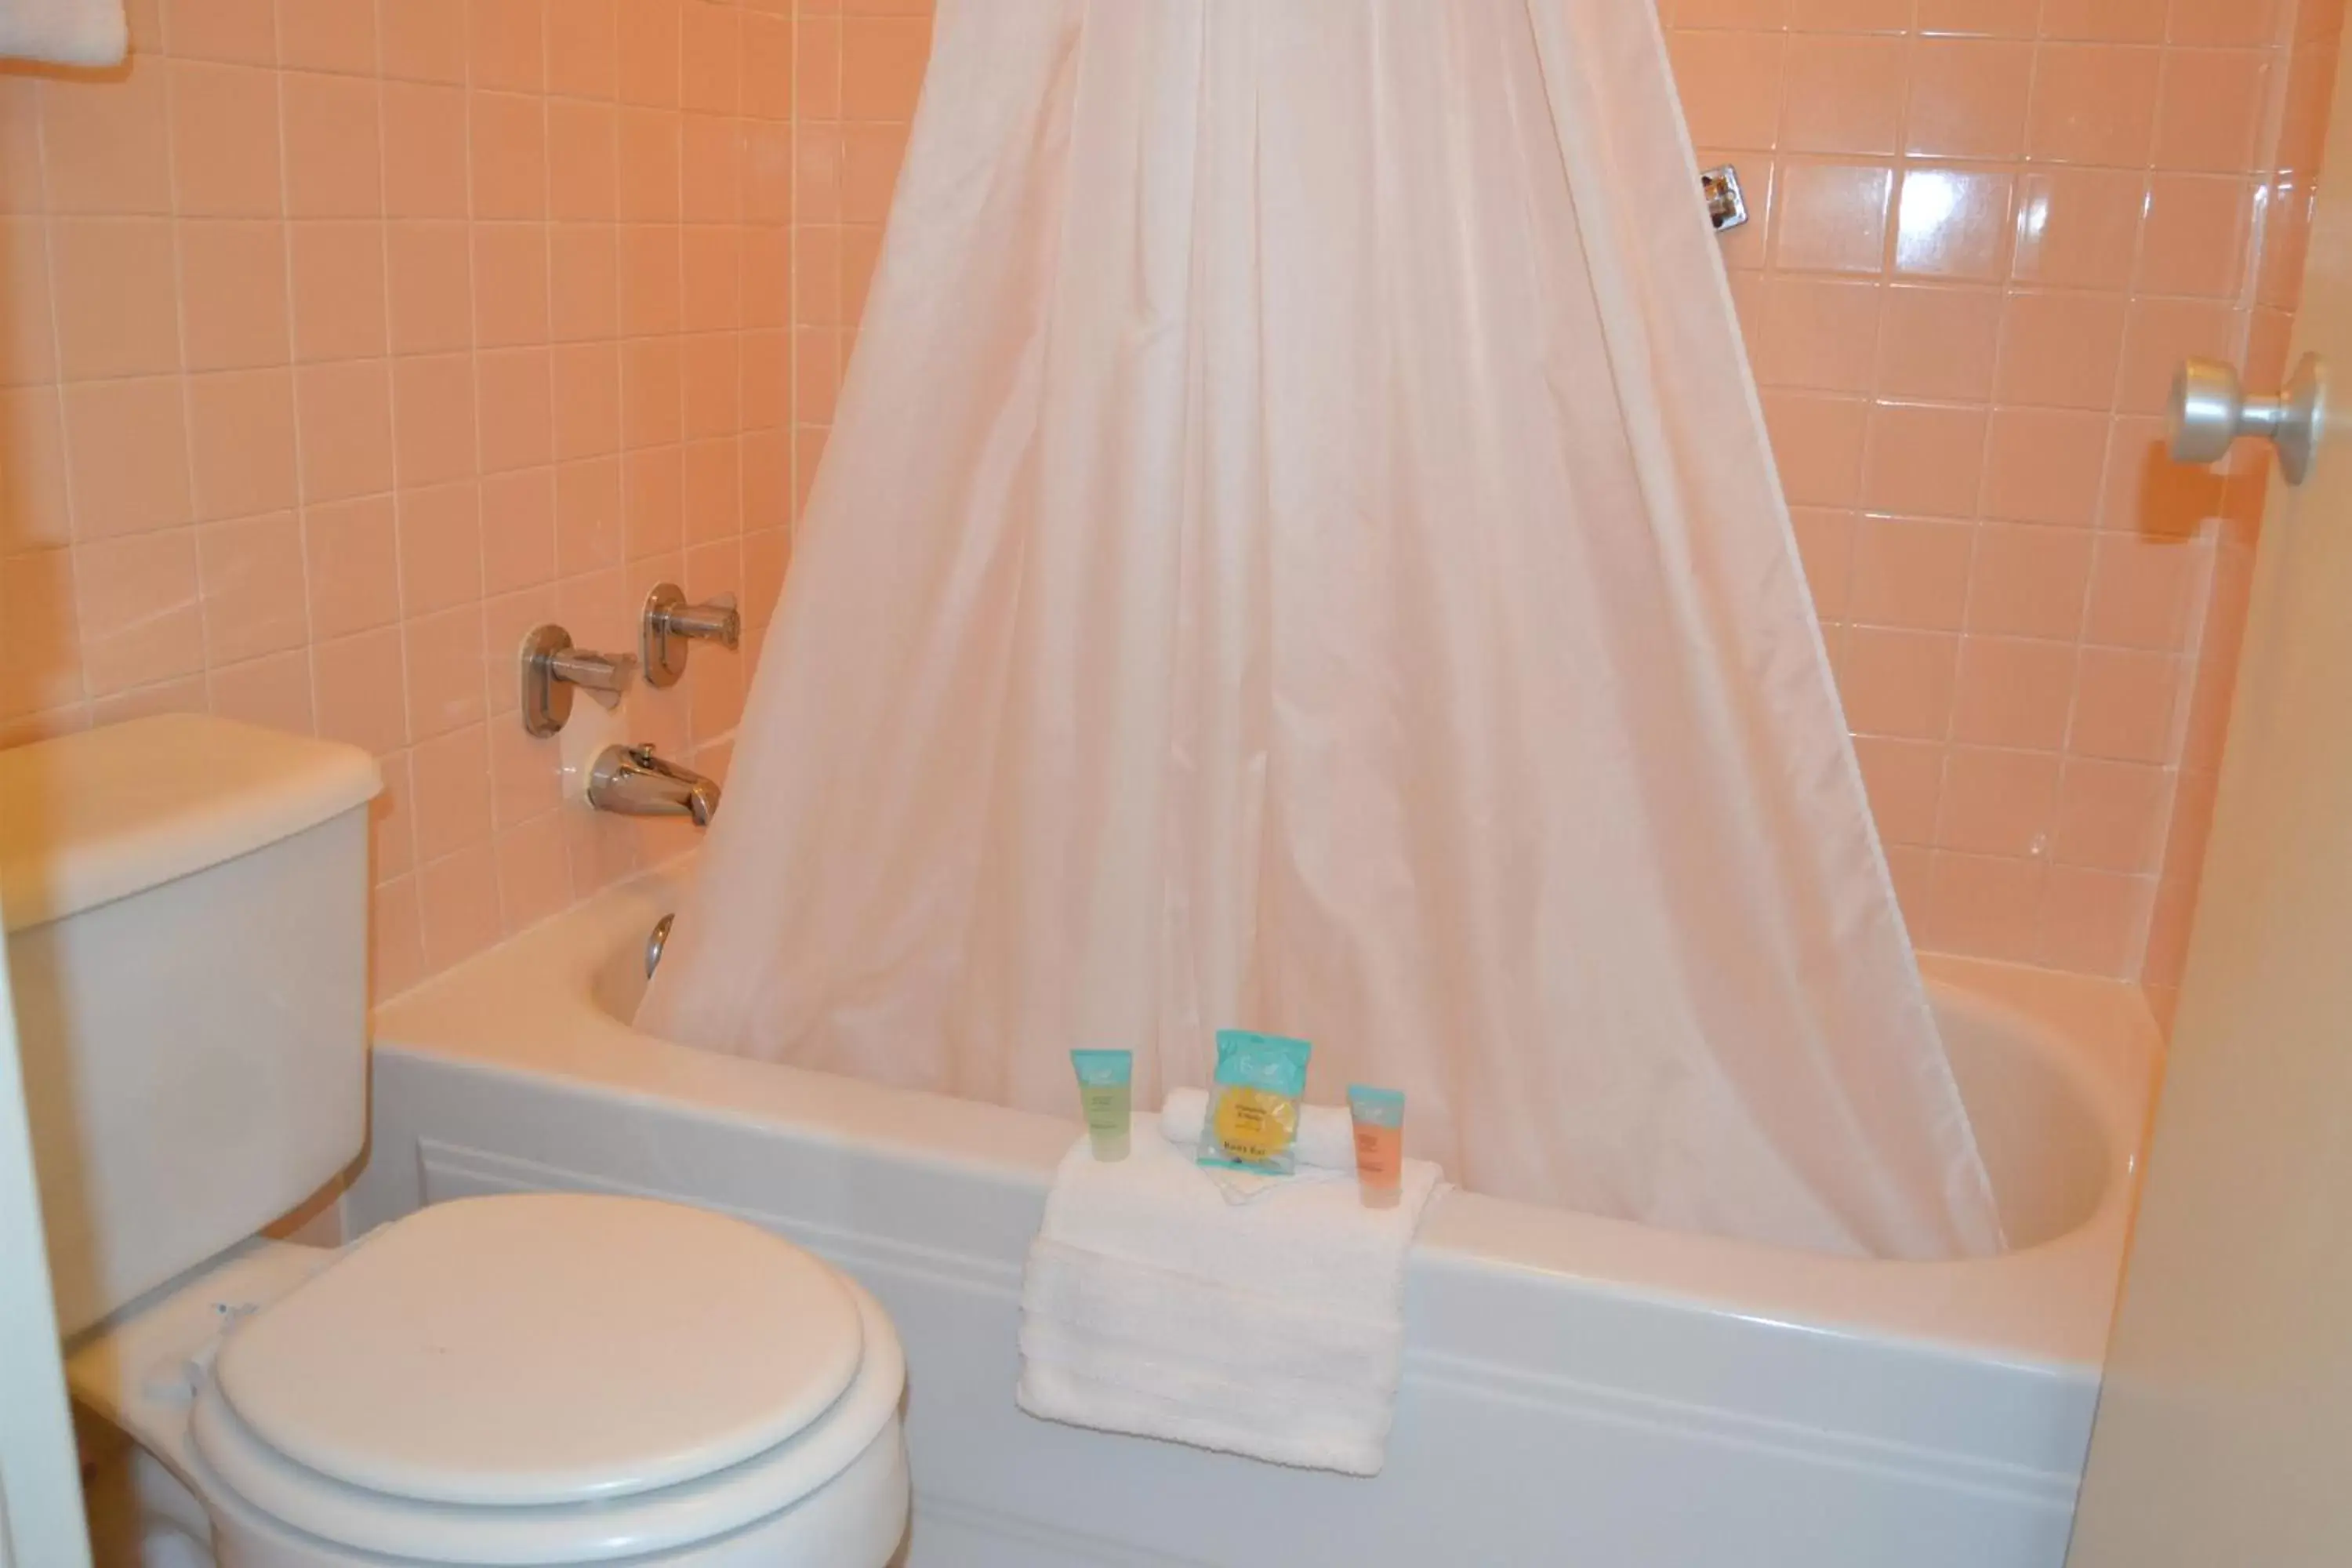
[640,0,2004,1259]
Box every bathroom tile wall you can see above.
[1659,0,2343,993]
[0,0,797,998]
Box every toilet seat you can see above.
[182,1196,906,1565]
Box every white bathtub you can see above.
[354,858,2159,1568]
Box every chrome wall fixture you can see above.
[519,626,637,738]
[641,583,742,689]
[2169,354,2328,486]
[1702,165,1748,234]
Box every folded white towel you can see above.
[1159,1086,1358,1171]
[0,0,126,66]
[1016,1111,1443,1475]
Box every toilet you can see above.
[1,715,911,1567]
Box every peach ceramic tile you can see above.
[742,13,796,122]
[380,82,470,220]
[302,495,400,637]
[49,218,180,380]
[1751,277,1882,393]
[481,468,557,593]
[278,0,376,75]
[418,844,505,971]
[1874,285,2002,401]
[622,339,684,449]
[397,481,485,616]
[2035,866,2152,976]
[550,225,622,343]
[2070,647,2185,762]
[1906,38,2033,158]
[1892,166,2013,278]
[2027,45,2164,165]
[1861,402,1988,517]
[620,227,684,338]
[295,361,395,504]
[281,71,383,218]
[2084,533,2212,650]
[371,875,425,993]
[471,92,550,221]
[623,446,684,559]
[0,389,74,551]
[1848,515,1975,629]
[404,603,488,739]
[547,102,619,221]
[2137,175,2255,296]
[380,0,467,84]
[2154,48,2273,173]
[289,221,389,363]
[0,218,56,387]
[2011,169,2148,290]
[1980,408,2109,525]
[1852,737,1945,845]
[0,549,83,721]
[1922,851,2045,963]
[1771,162,1893,273]
[472,0,545,93]
[208,649,315,735]
[1937,746,2062,857]
[2040,0,2169,42]
[386,223,475,356]
[682,2,742,114]
[1838,626,1959,739]
[391,355,479,488]
[478,350,556,474]
[176,220,291,371]
[2116,296,2240,415]
[552,344,622,460]
[840,15,930,122]
[684,117,746,223]
[548,0,619,100]
[0,79,40,217]
[1965,523,2094,639]
[1794,0,1911,27]
[617,0,684,108]
[411,723,495,861]
[488,716,563,825]
[1994,292,2128,409]
[495,811,575,931]
[194,512,307,664]
[169,61,283,216]
[64,377,193,539]
[2100,414,2225,535]
[1951,635,2078,749]
[474,225,554,348]
[166,0,274,63]
[1760,392,1869,506]
[75,530,205,695]
[41,58,173,216]
[2054,756,2172,873]
[555,457,625,573]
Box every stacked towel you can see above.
[1017,1109,1443,1475]
[0,0,126,66]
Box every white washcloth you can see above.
[1016,1111,1443,1475]
[1160,1086,1358,1171]
[0,0,126,65]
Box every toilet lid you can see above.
[212,1194,866,1508]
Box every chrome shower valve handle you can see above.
[642,583,743,689]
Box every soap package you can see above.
[1196,1030,1312,1177]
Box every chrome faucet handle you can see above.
[642,583,742,688]
[520,626,638,737]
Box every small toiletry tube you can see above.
[1071,1050,1134,1161]
[1348,1085,1406,1208]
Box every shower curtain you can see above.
[639,0,2004,1259]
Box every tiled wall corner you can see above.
[1661,0,2339,986]
[0,0,796,1000]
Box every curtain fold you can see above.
[638,0,2004,1260]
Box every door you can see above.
[2065,22,2352,1568]
[0,889,89,1568]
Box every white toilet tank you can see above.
[0,716,381,1335]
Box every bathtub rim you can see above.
[370,856,2161,1378]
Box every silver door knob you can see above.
[2169,354,2326,485]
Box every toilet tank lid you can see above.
[0,715,381,934]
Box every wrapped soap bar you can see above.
[1196,1029,1312,1177]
